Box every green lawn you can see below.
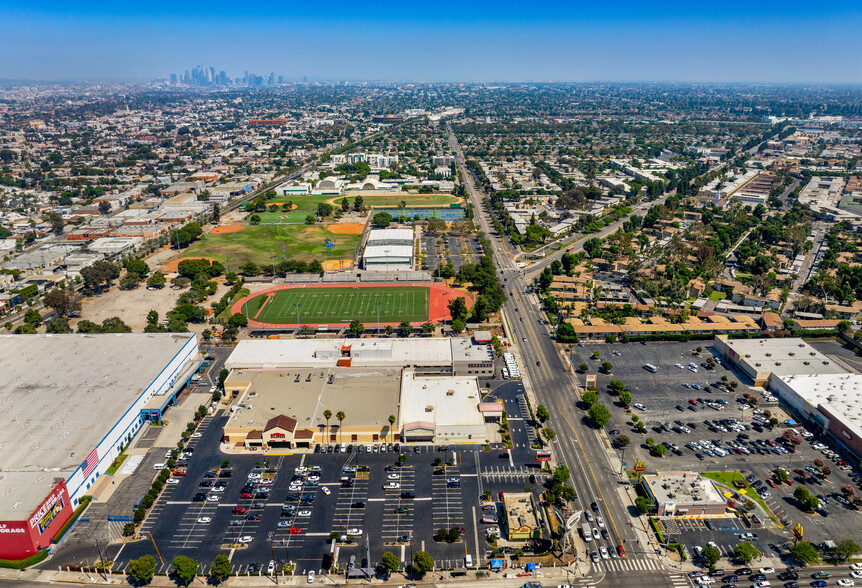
[245,286,430,324]
[182,224,361,267]
[708,291,727,301]
[701,471,772,515]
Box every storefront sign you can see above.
[270,433,286,439]
[0,524,25,534]
[29,488,65,534]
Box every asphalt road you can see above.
[448,127,656,566]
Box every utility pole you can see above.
[95,539,106,580]
[270,539,279,584]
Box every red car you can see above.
[767,479,777,488]
[240,492,253,499]
[289,527,302,534]
[617,545,627,557]
[688,399,698,406]
[173,467,187,476]
[232,507,248,514]
[499,491,505,501]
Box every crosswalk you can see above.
[590,556,664,573]
[669,574,691,588]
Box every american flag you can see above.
[81,448,99,477]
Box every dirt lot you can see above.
[73,281,233,333]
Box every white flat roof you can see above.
[0,333,195,519]
[723,337,846,376]
[773,373,862,439]
[367,228,414,243]
[226,338,457,370]
[363,245,414,260]
[400,370,485,429]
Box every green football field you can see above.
[244,286,430,324]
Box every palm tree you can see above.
[388,415,396,443]
[336,411,345,444]
[323,409,332,443]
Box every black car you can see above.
[722,575,739,583]
[400,491,416,499]
[709,569,724,577]
[529,474,537,484]
[783,583,798,588]
[204,471,217,478]
[591,502,599,512]
[676,405,686,411]
[314,444,321,453]
[248,563,257,573]
[778,573,799,581]
[341,480,354,488]
[736,568,752,576]
[218,470,232,478]
[192,492,207,502]
[254,491,269,499]
[351,501,365,509]
[751,574,767,582]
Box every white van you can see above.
[153,462,166,470]
[465,554,473,568]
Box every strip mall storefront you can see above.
[0,482,73,560]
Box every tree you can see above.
[120,271,143,289]
[536,405,550,423]
[43,288,80,318]
[323,409,332,439]
[171,555,198,584]
[447,296,469,322]
[45,317,72,333]
[447,527,461,543]
[24,308,42,326]
[43,211,64,234]
[126,259,150,277]
[228,312,248,327]
[608,380,626,395]
[353,195,364,211]
[701,545,721,567]
[347,319,365,337]
[775,469,789,483]
[600,361,613,374]
[209,553,232,583]
[578,363,588,372]
[451,318,465,333]
[581,390,598,408]
[397,320,412,337]
[542,427,556,442]
[835,539,861,562]
[218,368,229,386]
[13,323,35,334]
[426,217,446,234]
[80,260,120,291]
[380,551,400,574]
[588,405,611,428]
[652,443,668,457]
[98,200,112,215]
[147,272,166,288]
[340,198,350,213]
[127,555,156,585]
[388,414,397,442]
[412,551,434,577]
[734,541,760,564]
[634,496,653,514]
[619,390,632,406]
[305,214,315,224]
[336,411,345,443]
[789,541,820,565]
[616,434,630,448]
[372,212,393,228]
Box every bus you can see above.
[536,449,552,462]
[643,363,658,373]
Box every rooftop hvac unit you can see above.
[425,405,434,412]
[766,353,771,357]
[446,390,455,396]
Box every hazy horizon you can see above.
[3,0,862,84]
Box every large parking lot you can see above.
[109,385,552,578]
[570,340,862,553]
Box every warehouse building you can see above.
[220,338,496,448]
[0,333,198,560]
[225,337,494,377]
[713,335,845,386]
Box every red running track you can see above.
[230,282,473,329]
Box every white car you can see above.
[321,487,331,495]
[388,473,400,480]
[260,478,273,485]
[599,546,609,559]
[211,486,225,493]
[166,478,179,485]
[633,403,646,411]
[852,564,862,571]
[346,528,363,536]
[297,510,312,517]
[383,482,400,489]
[697,578,715,585]
[849,572,862,579]
[191,432,202,438]
[308,475,320,481]
[197,517,211,523]
[592,528,600,539]
[236,536,252,544]
[759,568,774,575]
[596,516,605,528]
[838,580,854,587]
[267,561,276,575]
[289,484,302,492]
[675,363,684,369]
[207,495,220,502]
[307,571,315,583]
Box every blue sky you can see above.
[2,1,861,82]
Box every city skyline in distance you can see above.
[2,0,862,83]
